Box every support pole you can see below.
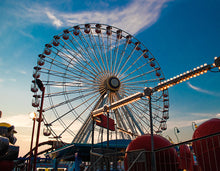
[33,86,45,171]
[107,111,109,149]
[144,87,156,171]
[27,118,36,171]
[149,94,156,171]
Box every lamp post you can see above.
[144,87,157,171]
[192,122,198,131]
[33,79,45,171]
[166,135,174,144]
[28,112,36,171]
[174,127,180,143]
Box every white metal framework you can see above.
[31,23,169,144]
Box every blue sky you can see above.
[0,0,219,156]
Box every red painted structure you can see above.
[96,114,115,131]
[179,144,194,170]
[124,134,178,171]
[192,118,220,171]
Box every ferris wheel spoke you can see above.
[114,40,129,75]
[46,92,101,135]
[127,103,151,133]
[77,30,105,73]
[44,81,99,92]
[120,86,146,92]
[95,33,108,72]
[133,99,163,123]
[115,92,144,135]
[55,41,99,77]
[44,55,96,81]
[46,82,96,89]
[113,109,127,139]
[88,33,106,73]
[58,92,100,137]
[121,68,158,83]
[119,106,139,134]
[39,69,98,86]
[73,94,107,143]
[108,34,113,73]
[44,87,98,98]
[72,31,103,74]
[122,78,161,85]
[112,38,121,75]
[100,32,109,73]
[116,42,139,76]
[60,35,100,73]
[119,60,151,81]
[121,90,164,116]
[114,108,134,136]
[118,51,145,77]
[44,89,99,112]
[43,80,83,87]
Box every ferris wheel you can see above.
[31,23,169,144]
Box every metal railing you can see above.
[87,132,220,171]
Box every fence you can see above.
[88,132,220,171]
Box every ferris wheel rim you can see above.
[31,23,169,143]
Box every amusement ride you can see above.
[29,23,220,171]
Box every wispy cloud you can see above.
[45,11,63,28]
[12,0,171,34]
[191,112,215,117]
[19,30,35,39]
[167,118,208,130]
[59,0,170,34]
[187,82,220,96]
[18,70,27,75]
[166,113,220,130]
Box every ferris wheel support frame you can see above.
[91,56,220,171]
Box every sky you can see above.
[0,0,219,157]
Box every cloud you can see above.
[216,113,220,117]
[0,114,33,128]
[166,118,208,130]
[18,70,27,75]
[19,30,35,39]
[45,11,63,28]
[59,0,169,34]
[166,113,220,130]
[187,82,220,96]
[13,0,171,34]
[191,112,215,117]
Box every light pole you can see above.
[28,112,36,171]
[33,79,45,171]
[166,135,174,144]
[144,87,157,171]
[192,122,198,131]
[174,127,180,143]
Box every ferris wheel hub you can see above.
[106,76,121,92]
